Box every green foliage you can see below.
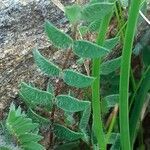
[63,69,95,88]
[104,37,120,50]
[6,103,45,150]
[54,124,84,141]
[33,49,61,77]
[73,40,109,58]
[81,2,114,22]
[101,57,121,75]
[65,4,81,24]
[56,95,90,112]
[6,0,148,149]
[56,95,91,137]
[19,82,53,110]
[45,20,73,49]
[102,94,119,112]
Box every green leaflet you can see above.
[65,4,81,24]
[21,142,45,150]
[46,82,55,95]
[33,49,61,77]
[110,133,120,150]
[56,95,90,112]
[104,37,120,50]
[101,57,121,75]
[78,26,89,36]
[6,103,45,150]
[19,133,43,144]
[88,20,101,32]
[79,106,91,138]
[81,2,114,22]
[63,69,95,88]
[55,141,80,150]
[45,20,73,49]
[0,147,10,150]
[27,108,50,125]
[19,82,53,109]
[102,94,119,113]
[54,124,84,141]
[73,40,109,59]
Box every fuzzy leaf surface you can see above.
[81,2,114,22]
[63,69,95,88]
[45,20,73,49]
[33,49,61,77]
[73,40,109,59]
[65,4,81,24]
[56,95,90,112]
[6,103,45,150]
[19,82,53,109]
[54,124,83,141]
[101,57,121,75]
[104,37,120,50]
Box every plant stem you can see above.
[92,12,112,150]
[119,0,142,149]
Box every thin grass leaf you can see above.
[101,57,121,75]
[54,124,84,141]
[63,69,95,88]
[73,40,109,59]
[19,82,53,109]
[33,49,61,77]
[81,2,114,22]
[130,66,150,144]
[56,95,90,112]
[45,20,73,49]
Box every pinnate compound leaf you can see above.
[101,57,121,75]
[19,82,53,109]
[65,4,81,24]
[63,69,95,88]
[54,124,84,141]
[104,37,120,50]
[81,2,114,22]
[73,40,109,59]
[56,95,90,112]
[33,49,61,77]
[6,103,44,150]
[45,20,73,49]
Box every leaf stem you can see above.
[92,12,112,150]
[119,0,142,149]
